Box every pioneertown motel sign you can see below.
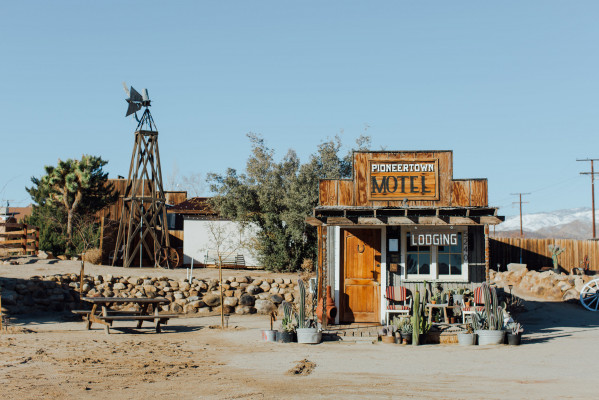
[368,159,439,201]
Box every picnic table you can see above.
[75,297,178,334]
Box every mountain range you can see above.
[493,207,596,240]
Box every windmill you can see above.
[112,83,179,268]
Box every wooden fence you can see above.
[0,223,39,256]
[489,237,599,273]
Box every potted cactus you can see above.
[277,302,296,343]
[472,283,505,345]
[457,323,476,345]
[506,322,523,345]
[295,279,321,344]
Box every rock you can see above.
[260,282,271,292]
[188,300,205,309]
[198,307,212,314]
[239,293,255,306]
[255,299,276,314]
[257,293,270,300]
[284,293,294,302]
[575,277,586,292]
[174,292,185,300]
[246,285,262,295]
[203,294,221,307]
[230,281,240,288]
[224,297,238,307]
[274,278,283,284]
[557,281,573,292]
[171,303,183,313]
[235,305,254,315]
[270,294,284,304]
[562,289,579,302]
[236,276,249,284]
[37,250,49,260]
[104,275,114,283]
[113,283,126,290]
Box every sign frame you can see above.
[367,159,440,201]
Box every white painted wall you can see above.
[182,219,261,267]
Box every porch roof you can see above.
[306,206,504,226]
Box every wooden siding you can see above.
[320,151,488,208]
[489,237,599,273]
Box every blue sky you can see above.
[1,1,598,216]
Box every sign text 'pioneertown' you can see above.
[368,160,439,201]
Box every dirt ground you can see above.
[1,259,599,399]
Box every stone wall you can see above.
[0,274,299,316]
[491,264,596,302]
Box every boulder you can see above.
[255,299,276,314]
[203,294,221,307]
[239,293,255,306]
[235,305,255,315]
[113,283,126,290]
[270,294,284,304]
[246,285,261,295]
[224,297,238,307]
[562,289,580,302]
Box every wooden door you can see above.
[341,229,381,323]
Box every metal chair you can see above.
[385,286,412,324]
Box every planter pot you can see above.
[277,331,296,343]
[381,335,395,344]
[457,332,476,346]
[262,329,278,342]
[316,285,338,323]
[449,317,457,324]
[296,327,322,344]
[475,330,505,345]
[507,333,522,345]
[401,332,413,344]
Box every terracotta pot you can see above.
[450,317,457,324]
[316,285,337,323]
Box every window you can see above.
[406,232,432,277]
[403,228,467,281]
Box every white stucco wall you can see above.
[182,219,261,267]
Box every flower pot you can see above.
[507,333,522,345]
[262,329,278,342]
[457,332,476,346]
[475,330,505,345]
[401,332,412,344]
[464,301,471,307]
[277,331,296,343]
[296,327,321,344]
[449,317,457,324]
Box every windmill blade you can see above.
[122,82,130,97]
[129,87,143,103]
[126,101,142,117]
[142,88,149,102]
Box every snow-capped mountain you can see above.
[494,207,596,240]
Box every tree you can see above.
[208,133,369,271]
[26,155,117,254]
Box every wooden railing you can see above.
[0,223,39,256]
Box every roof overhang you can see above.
[306,206,504,226]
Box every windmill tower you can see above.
[112,84,174,268]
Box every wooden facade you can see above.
[310,151,502,325]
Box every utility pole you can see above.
[511,193,530,237]
[511,192,530,264]
[577,158,599,239]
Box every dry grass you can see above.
[82,248,102,264]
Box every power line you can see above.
[577,158,599,239]
[510,192,530,237]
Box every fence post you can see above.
[22,224,27,255]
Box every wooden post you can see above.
[484,224,490,283]
[34,228,39,255]
[22,224,27,255]
[99,217,105,264]
[80,258,85,297]
[219,255,224,329]
[0,289,3,332]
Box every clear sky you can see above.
[1,1,598,216]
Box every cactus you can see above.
[412,289,420,345]
[548,244,565,271]
[477,282,504,331]
[282,301,295,332]
[297,279,307,328]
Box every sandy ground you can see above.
[1,260,599,399]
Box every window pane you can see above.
[406,233,418,252]
[438,254,449,275]
[450,254,462,275]
[407,254,418,274]
[419,253,430,274]
[450,232,462,253]
[438,245,449,254]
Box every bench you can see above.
[204,250,245,267]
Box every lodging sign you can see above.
[368,159,439,201]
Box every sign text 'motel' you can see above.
[368,159,439,201]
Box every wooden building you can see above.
[307,151,504,324]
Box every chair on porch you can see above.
[385,286,412,325]
[461,286,485,323]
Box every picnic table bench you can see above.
[75,297,178,334]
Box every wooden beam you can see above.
[418,216,448,225]
[387,216,416,224]
[305,216,323,226]
[326,217,354,225]
[357,217,385,225]
[449,216,476,225]
[480,216,503,225]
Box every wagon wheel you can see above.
[155,247,180,269]
[580,279,599,311]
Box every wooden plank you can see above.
[319,180,338,206]
[418,216,448,225]
[470,179,488,207]
[354,153,369,206]
[479,216,503,225]
[387,216,416,225]
[327,217,354,225]
[357,217,385,225]
[338,180,354,206]
[449,216,476,225]
[451,180,470,207]
[305,216,323,226]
